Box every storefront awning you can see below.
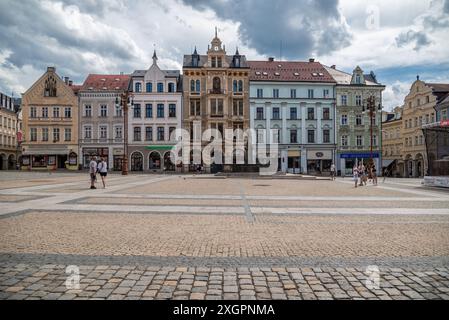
[23,149,70,156]
[145,145,174,151]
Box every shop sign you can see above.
[307,150,332,160]
[69,152,78,165]
[340,153,380,159]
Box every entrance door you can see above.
[58,155,67,169]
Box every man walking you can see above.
[97,157,108,189]
[330,163,336,181]
[89,156,97,189]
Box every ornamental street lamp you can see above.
[362,95,382,167]
[115,92,133,175]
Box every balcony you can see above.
[208,89,226,95]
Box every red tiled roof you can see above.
[70,85,82,94]
[81,74,130,91]
[247,60,336,83]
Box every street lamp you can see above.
[115,92,133,175]
[362,95,382,167]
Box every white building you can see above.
[128,51,183,172]
[249,59,337,175]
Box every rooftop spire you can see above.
[152,49,158,64]
[215,26,218,38]
[193,46,198,55]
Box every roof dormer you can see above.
[351,66,366,85]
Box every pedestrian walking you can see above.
[371,164,378,186]
[359,163,367,186]
[330,163,336,181]
[353,165,359,188]
[97,157,108,189]
[89,156,97,189]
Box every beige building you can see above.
[400,78,449,177]
[0,93,20,170]
[21,67,79,170]
[182,31,250,172]
[382,106,403,177]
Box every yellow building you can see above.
[21,67,79,170]
[382,106,403,177]
[400,78,449,177]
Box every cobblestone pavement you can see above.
[0,172,448,300]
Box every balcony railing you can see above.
[208,89,226,95]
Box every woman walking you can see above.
[97,157,108,189]
[353,165,359,188]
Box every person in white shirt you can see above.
[330,163,336,181]
[89,156,97,189]
[97,157,108,189]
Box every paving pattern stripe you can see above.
[1,253,448,268]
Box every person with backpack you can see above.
[97,157,108,189]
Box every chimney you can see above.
[268,57,274,62]
[47,67,55,72]
[69,80,73,86]
[64,77,69,84]
[309,58,315,63]
[331,65,336,69]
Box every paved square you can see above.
[1,172,448,300]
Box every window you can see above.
[169,104,176,118]
[42,128,49,142]
[323,89,329,98]
[356,135,363,147]
[273,89,279,98]
[99,105,107,117]
[356,95,362,106]
[356,114,363,126]
[191,80,201,93]
[272,107,280,120]
[443,110,448,120]
[341,135,348,146]
[53,128,60,142]
[84,105,92,117]
[256,107,264,120]
[65,107,72,118]
[290,108,297,120]
[290,130,298,143]
[65,128,72,141]
[291,89,297,99]
[145,104,153,118]
[99,126,107,139]
[341,95,347,106]
[373,135,378,147]
[233,100,243,116]
[307,130,315,143]
[190,100,201,116]
[146,82,153,93]
[307,108,315,120]
[135,82,142,93]
[211,99,223,116]
[341,114,348,125]
[417,99,421,106]
[30,107,37,118]
[233,80,243,93]
[257,89,263,98]
[42,107,48,118]
[157,83,164,93]
[426,96,430,104]
[115,126,122,140]
[190,80,195,92]
[356,75,361,84]
[53,107,60,118]
[145,127,153,141]
[168,83,175,93]
[217,57,222,68]
[157,127,165,141]
[133,104,141,118]
[157,104,164,118]
[323,108,330,120]
[308,89,314,99]
[133,127,141,141]
[30,128,37,141]
[425,114,430,124]
[323,129,330,143]
[84,126,92,139]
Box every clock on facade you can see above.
[214,46,219,51]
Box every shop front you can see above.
[306,150,333,176]
[112,148,124,172]
[22,147,78,171]
[339,152,380,176]
[82,148,109,169]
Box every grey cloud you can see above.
[58,0,126,17]
[445,0,449,13]
[396,30,432,51]
[179,0,351,59]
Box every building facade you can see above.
[249,59,336,175]
[400,79,449,177]
[182,32,250,172]
[325,66,385,176]
[0,92,20,170]
[78,74,130,171]
[128,51,182,173]
[382,106,403,177]
[21,67,79,170]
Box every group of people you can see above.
[89,156,108,189]
[352,162,377,188]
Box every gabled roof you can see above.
[80,74,130,91]
[324,66,383,86]
[425,83,449,92]
[183,54,249,69]
[248,61,335,83]
[131,70,180,78]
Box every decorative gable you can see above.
[351,66,366,85]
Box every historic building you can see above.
[400,78,449,177]
[249,59,336,175]
[21,67,79,170]
[382,106,403,177]
[78,74,130,171]
[325,66,385,176]
[182,30,250,173]
[0,92,20,170]
[129,51,182,172]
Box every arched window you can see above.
[44,76,57,97]
[157,83,164,93]
[131,152,143,171]
[149,151,161,170]
[135,82,142,93]
[168,83,175,93]
[213,77,221,93]
[146,82,152,93]
[233,80,238,93]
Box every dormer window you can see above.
[157,83,164,93]
[356,75,361,84]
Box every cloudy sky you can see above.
[1,0,448,110]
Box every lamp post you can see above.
[116,92,133,175]
[363,95,382,167]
